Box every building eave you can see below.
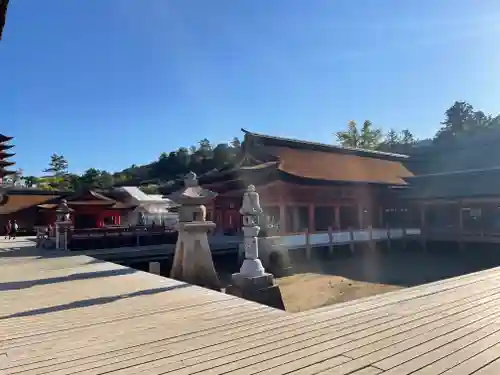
[241,128,410,160]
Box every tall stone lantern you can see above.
[55,199,72,250]
[167,172,221,291]
[239,185,266,277]
[227,185,285,309]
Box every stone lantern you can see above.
[54,199,72,250]
[239,185,266,277]
[226,185,285,309]
[167,172,221,290]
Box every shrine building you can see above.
[161,129,416,235]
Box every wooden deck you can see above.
[2,239,500,374]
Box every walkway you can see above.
[2,238,500,374]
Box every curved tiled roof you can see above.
[243,130,413,185]
[273,147,413,185]
[160,130,414,192]
[65,189,115,202]
[0,194,59,215]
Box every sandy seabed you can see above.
[277,273,401,312]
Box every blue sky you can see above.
[2,0,500,176]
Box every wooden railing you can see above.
[70,224,176,239]
[35,224,179,251]
[269,226,420,250]
[424,227,500,242]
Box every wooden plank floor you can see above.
[2,238,500,374]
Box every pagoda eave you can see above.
[0,134,13,143]
[0,144,14,151]
[0,0,7,41]
[0,170,16,177]
[0,152,15,159]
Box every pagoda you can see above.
[0,134,16,182]
[0,0,8,40]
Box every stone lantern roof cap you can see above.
[55,199,71,213]
[240,184,263,215]
[167,172,218,205]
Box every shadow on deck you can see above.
[0,283,192,320]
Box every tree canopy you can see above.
[335,120,416,153]
[22,139,243,192]
[434,100,500,143]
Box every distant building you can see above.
[113,186,178,226]
[402,128,500,242]
[0,188,136,231]
[0,186,179,232]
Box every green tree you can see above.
[112,172,131,186]
[99,171,114,188]
[43,153,70,190]
[44,153,68,177]
[79,168,115,189]
[386,128,400,144]
[379,128,417,153]
[67,173,83,191]
[378,129,400,152]
[213,143,233,167]
[176,147,191,167]
[433,101,490,143]
[139,185,160,194]
[336,120,359,148]
[432,101,500,145]
[359,120,382,149]
[400,129,416,145]
[152,147,192,181]
[198,138,213,153]
[336,120,382,149]
[37,176,67,191]
[22,175,38,188]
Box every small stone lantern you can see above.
[167,172,221,290]
[55,199,72,250]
